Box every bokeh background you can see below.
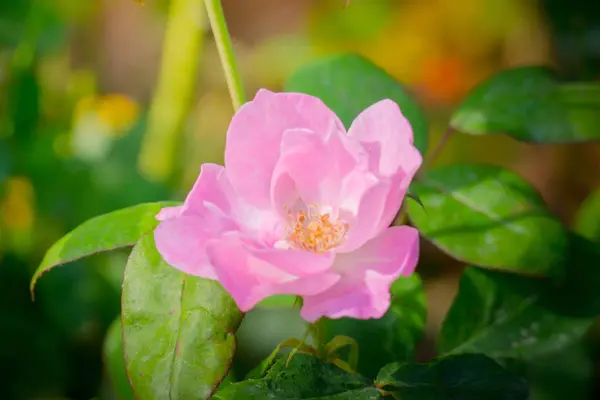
[1,0,599,399]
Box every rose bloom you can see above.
[154,90,422,322]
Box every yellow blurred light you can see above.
[307,0,548,104]
[73,95,96,120]
[1,177,35,230]
[73,94,140,137]
[95,94,140,134]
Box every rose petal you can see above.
[154,163,241,278]
[225,89,343,208]
[374,146,422,233]
[336,171,388,253]
[300,226,419,322]
[252,244,335,276]
[271,123,368,216]
[347,99,423,234]
[271,124,394,253]
[156,205,184,221]
[180,163,233,216]
[154,216,219,279]
[206,234,338,311]
[348,99,417,177]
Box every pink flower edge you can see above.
[154,89,422,321]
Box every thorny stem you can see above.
[204,0,246,110]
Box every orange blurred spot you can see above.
[417,56,473,103]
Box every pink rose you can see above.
[154,89,422,322]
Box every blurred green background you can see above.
[1,0,599,399]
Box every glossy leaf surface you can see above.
[451,67,600,143]
[30,201,179,295]
[376,353,529,400]
[408,163,567,277]
[439,267,593,360]
[122,234,243,399]
[212,353,380,399]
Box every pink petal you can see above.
[156,164,233,223]
[347,99,423,234]
[336,171,389,253]
[270,122,400,253]
[154,216,219,279]
[300,226,419,322]
[225,89,343,208]
[271,125,360,212]
[179,163,233,216]
[375,146,422,233]
[206,234,339,311]
[154,163,240,278]
[252,245,335,276]
[348,99,418,177]
[156,205,184,221]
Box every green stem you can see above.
[138,0,206,183]
[204,0,246,110]
[310,318,327,357]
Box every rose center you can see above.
[286,205,349,253]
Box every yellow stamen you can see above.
[286,205,349,253]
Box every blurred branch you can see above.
[204,0,246,110]
[418,127,455,177]
[138,0,206,183]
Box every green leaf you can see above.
[450,67,600,143]
[405,189,425,211]
[103,318,135,400]
[256,295,298,309]
[30,201,179,296]
[322,336,359,372]
[523,342,595,400]
[546,232,600,317]
[439,266,592,361]
[285,53,428,154]
[122,234,243,400]
[573,188,600,243]
[375,353,529,400]
[245,338,316,381]
[558,82,600,142]
[212,353,380,399]
[407,163,568,278]
[0,137,10,182]
[323,275,426,378]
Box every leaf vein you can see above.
[421,178,529,235]
[168,273,188,399]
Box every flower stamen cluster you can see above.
[287,205,349,253]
